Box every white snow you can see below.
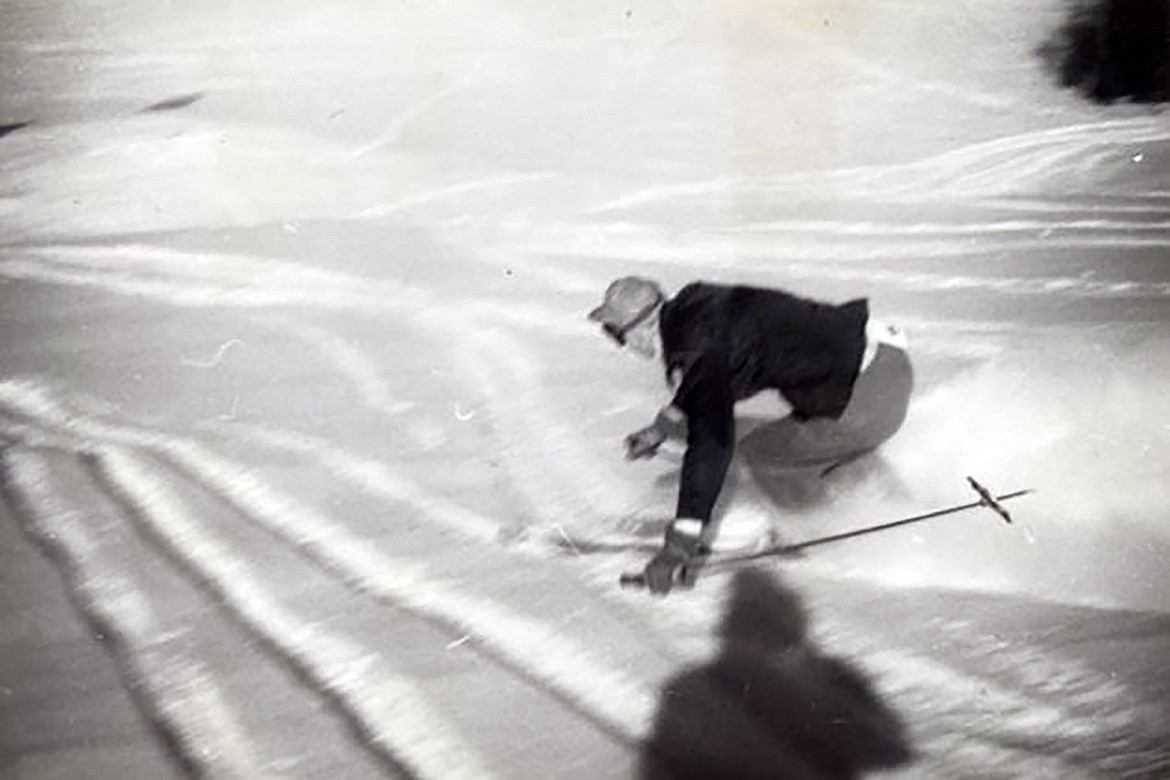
[2,0,1168,776]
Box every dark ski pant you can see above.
[742,343,914,468]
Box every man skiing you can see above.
[589,277,912,594]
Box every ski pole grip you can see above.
[966,476,1014,523]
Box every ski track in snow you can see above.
[2,228,1168,320]
[0,242,648,531]
[258,314,442,450]
[510,226,1170,291]
[2,451,272,779]
[586,119,1170,212]
[4,372,1167,777]
[0,227,1165,550]
[193,420,504,545]
[820,624,1167,778]
[3,172,1168,775]
[2,217,1167,776]
[88,447,496,780]
[4,9,1170,771]
[0,379,670,774]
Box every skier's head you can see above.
[588,276,664,360]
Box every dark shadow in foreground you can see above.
[640,570,913,780]
[1040,0,1168,103]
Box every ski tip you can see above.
[619,572,647,589]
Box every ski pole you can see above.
[620,477,1032,588]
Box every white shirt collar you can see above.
[860,318,907,373]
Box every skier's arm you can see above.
[673,353,736,525]
[643,353,735,593]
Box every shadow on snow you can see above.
[640,569,914,780]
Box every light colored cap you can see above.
[587,276,664,328]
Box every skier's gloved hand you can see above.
[643,519,708,595]
[625,405,684,461]
[625,425,666,460]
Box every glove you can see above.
[625,425,666,460]
[643,520,708,595]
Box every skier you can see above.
[589,277,912,594]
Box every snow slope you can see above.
[2,0,1168,778]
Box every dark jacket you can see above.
[659,282,869,523]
